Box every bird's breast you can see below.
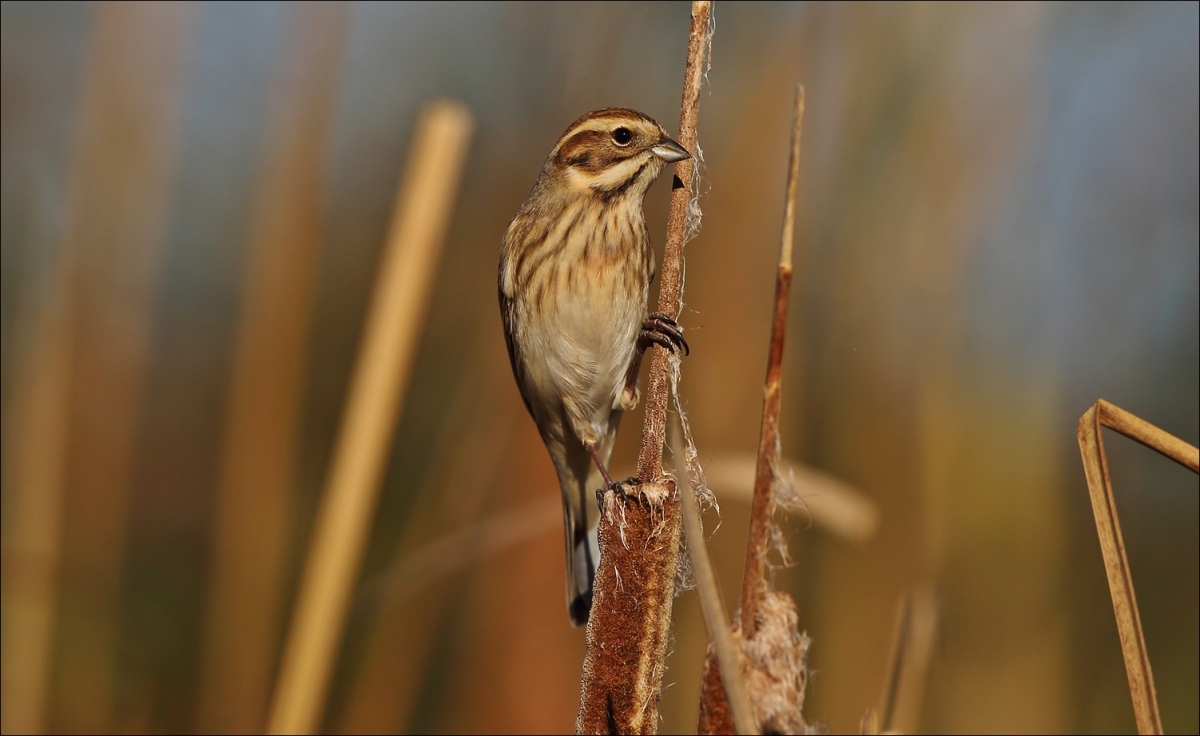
[517,223,648,409]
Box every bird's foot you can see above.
[638,312,689,356]
[595,476,641,507]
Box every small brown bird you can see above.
[499,108,690,626]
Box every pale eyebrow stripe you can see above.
[558,113,652,145]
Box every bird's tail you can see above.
[555,413,621,627]
[557,434,616,626]
[565,507,599,627]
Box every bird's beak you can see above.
[651,137,690,163]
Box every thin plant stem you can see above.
[634,0,712,482]
[671,421,758,735]
[740,85,805,639]
[577,3,712,734]
[874,586,939,734]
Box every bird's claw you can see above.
[606,476,641,494]
[639,312,690,356]
[596,477,642,504]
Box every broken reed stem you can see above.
[874,586,939,734]
[877,594,911,733]
[1086,399,1199,473]
[740,86,805,639]
[577,4,711,734]
[1077,399,1198,736]
[267,101,472,735]
[635,0,710,482]
[671,421,758,735]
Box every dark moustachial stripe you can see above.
[596,159,650,201]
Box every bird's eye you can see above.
[611,127,633,146]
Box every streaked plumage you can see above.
[498,108,689,625]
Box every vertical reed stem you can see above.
[267,101,472,735]
[740,86,805,639]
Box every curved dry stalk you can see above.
[1076,399,1199,735]
[368,496,560,607]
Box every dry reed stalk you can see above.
[340,498,561,731]
[1076,399,1199,736]
[1,248,73,736]
[197,5,349,732]
[578,481,682,735]
[700,590,812,735]
[632,3,710,483]
[740,85,805,639]
[870,586,939,734]
[700,85,808,736]
[337,343,528,732]
[702,454,880,544]
[671,422,758,735]
[266,101,473,735]
[13,5,194,732]
[577,3,711,733]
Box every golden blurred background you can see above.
[2,2,1196,734]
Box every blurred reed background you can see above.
[1,2,1196,734]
